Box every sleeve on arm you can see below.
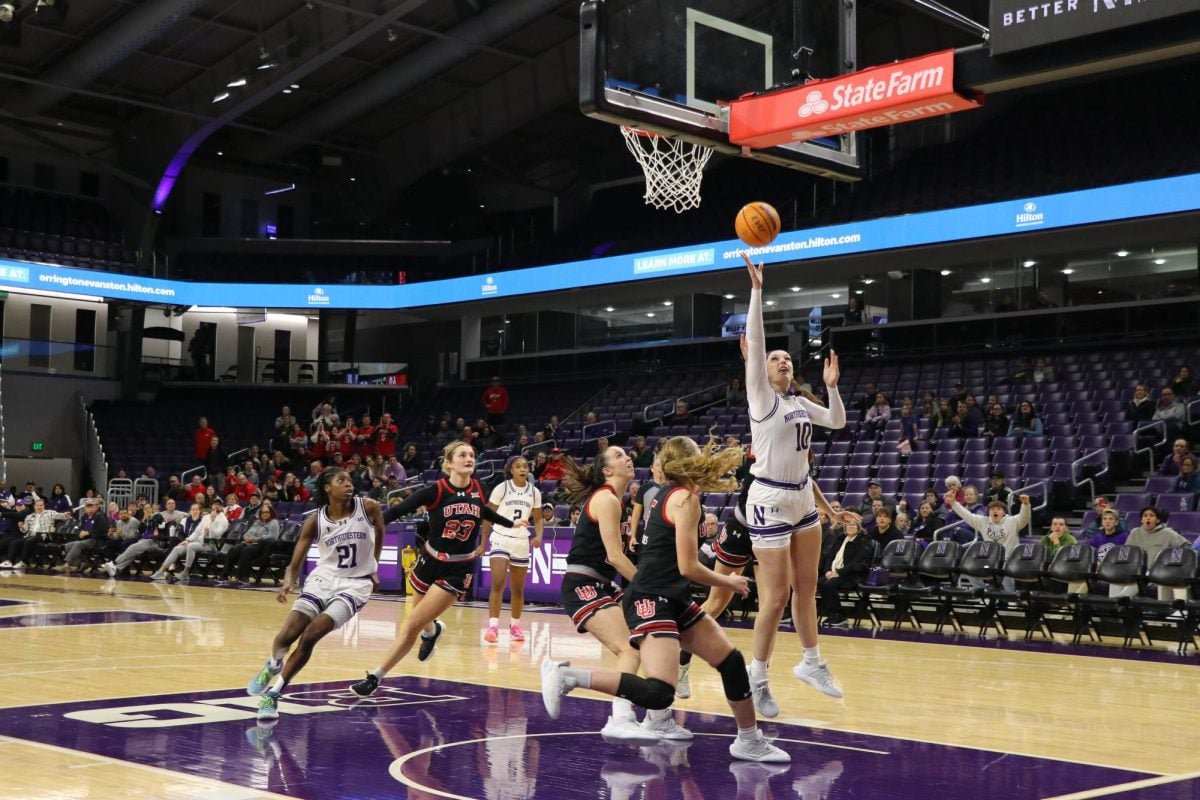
[803,387,846,430]
[744,288,776,421]
[382,485,438,523]
[950,501,987,533]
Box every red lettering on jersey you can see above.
[574,585,598,602]
[634,598,656,619]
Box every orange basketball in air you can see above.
[734,201,781,247]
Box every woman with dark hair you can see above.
[47,483,72,513]
[399,442,422,475]
[350,442,526,697]
[981,403,1010,441]
[542,437,788,763]
[1007,400,1044,438]
[482,456,545,643]
[726,377,746,408]
[246,469,384,723]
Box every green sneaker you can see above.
[247,659,281,696]
[257,691,280,723]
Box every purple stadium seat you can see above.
[827,442,851,457]
[1079,435,1107,452]
[933,464,960,483]
[845,466,872,481]
[1080,511,1098,531]
[1022,463,1051,481]
[1145,477,1176,494]
[907,451,932,467]
[964,450,989,465]
[876,452,901,467]
[849,453,874,468]
[935,440,960,454]
[1157,493,1197,513]
[1114,494,1150,513]
[1168,512,1200,535]
[842,492,865,510]
[845,478,873,495]
[963,465,990,484]
[963,439,988,453]
[990,436,1017,452]
[878,478,901,495]
[817,477,839,495]
[877,465,903,481]
[1108,434,1137,453]
[537,480,558,495]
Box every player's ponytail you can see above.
[313,468,348,508]
[560,452,609,507]
[659,437,739,494]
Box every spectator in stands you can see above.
[310,422,335,461]
[288,424,309,459]
[482,376,510,427]
[1033,290,1057,309]
[928,397,953,438]
[540,449,566,482]
[5,498,68,568]
[568,506,582,527]
[399,443,422,476]
[946,492,1031,559]
[1031,358,1054,384]
[232,473,258,504]
[1040,517,1077,559]
[854,382,878,416]
[909,502,941,541]
[961,485,985,514]
[1007,401,1044,439]
[726,377,746,408]
[101,499,184,576]
[202,436,229,494]
[843,296,865,325]
[962,396,984,429]
[861,393,891,438]
[477,422,501,450]
[584,410,598,426]
[629,435,655,468]
[354,414,375,459]
[383,456,406,484]
[542,415,561,441]
[262,475,283,502]
[894,512,911,536]
[152,501,228,581]
[665,401,692,426]
[335,425,357,461]
[1159,439,1194,477]
[858,481,887,517]
[106,501,121,522]
[1153,387,1186,439]
[433,419,456,447]
[194,417,216,461]
[948,402,978,439]
[165,475,188,506]
[530,451,550,479]
[867,507,900,549]
[185,475,207,505]
[219,501,282,587]
[268,451,291,480]
[367,477,386,501]
[816,518,871,628]
[46,483,72,513]
[1082,505,1126,546]
[920,391,936,419]
[1126,384,1155,424]
[274,405,297,435]
[981,403,1010,442]
[311,398,340,431]
[1170,366,1194,399]
[899,403,918,445]
[283,473,311,504]
[984,472,1014,512]
[1171,455,1200,496]
[922,489,943,512]
[628,457,667,541]
[1122,507,1188,601]
[540,502,562,527]
[199,485,218,510]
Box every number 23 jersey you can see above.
[385,478,513,557]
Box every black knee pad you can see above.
[617,674,676,710]
[716,649,751,701]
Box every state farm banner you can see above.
[728,51,980,149]
[990,0,1197,56]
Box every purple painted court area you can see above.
[0,610,190,629]
[0,677,1180,800]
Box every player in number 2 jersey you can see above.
[246,468,385,723]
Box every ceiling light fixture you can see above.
[1022,260,1036,268]
[662,301,672,307]
[764,300,776,306]
[257,61,278,71]
[723,293,734,299]
[281,89,292,94]
[211,92,231,104]
[790,286,800,292]
[1154,258,1167,265]
[1061,268,1075,275]
[831,293,841,299]
[940,269,952,276]
[646,312,656,318]
[604,306,614,312]
[861,278,874,285]
[1116,250,1129,257]
[226,77,248,88]
[290,84,300,90]
[854,289,863,295]
[980,277,991,283]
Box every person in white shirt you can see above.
[741,254,849,714]
[480,456,544,643]
[151,502,229,581]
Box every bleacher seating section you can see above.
[0,186,139,273]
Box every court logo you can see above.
[481,276,498,296]
[1015,201,1045,228]
[307,287,331,305]
[798,90,829,118]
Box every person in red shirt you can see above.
[233,474,258,504]
[194,417,216,461]
[539,449,566,482]
[185,475,208,504]
[224,494,243,521]
[374,413,398,459]
[481,376,509,427]
[336,424,357,460]
[356,414,376,459]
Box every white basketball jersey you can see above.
[312,497,378,579]
[749,394,827,486]
[489,480,541,536]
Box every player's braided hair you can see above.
[313,468,350,508]
[658,436,739,494]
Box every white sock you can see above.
[421,621,438,639]
[737,724,759,741]
[269,676,286,694]
[612,697,636,721]
[489,617,499,628]
[803,646,821,667]
[749,658,769,679]
[646,707,672,722]
[510,616,520,625]
[561,666,592,690]
[371,667,387,680]
[268,656,283,671]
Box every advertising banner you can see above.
[990,0,1197,56]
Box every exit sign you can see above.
[30,442,44,452]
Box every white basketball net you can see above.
[620,126,714,213]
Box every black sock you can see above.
[679,650,693,666]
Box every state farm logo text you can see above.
[797,65,947,118]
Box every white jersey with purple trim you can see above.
[744,287,846,486]
[488,479,541,536]
[311,496,378,580]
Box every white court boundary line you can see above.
[1042,770,1200,800]
[388,730,886,800]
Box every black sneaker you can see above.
[350,672,380,697]
[418,620,445,662]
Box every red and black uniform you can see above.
[714,455,756,569]
[624,484,705,647]
[384,477,514,598]
[562,485,629,632]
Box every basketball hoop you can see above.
[620,126,714,213]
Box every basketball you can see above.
[734,201,781,247]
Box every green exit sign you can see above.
[30,442,44,452]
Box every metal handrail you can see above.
[1187,397,1200,427]
[642,381,729,427]
[181,464,207,485]
[521,439,555,459]
[1070,448,1109,504]
[1133,420,1166,474]
[581,420,617,443]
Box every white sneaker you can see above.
[793,759,845,799]
[0,561,12,568]
[540,659,570,719]
[794,661,844,699]
[675,663,691,698]
[729,731,791,763]
[12,562,25,570]
[601,714,660,746]
[729,760,791,793]
[640,710,693,741]
[1167,610,1186,621]
[748,669,779,718]
[149,572,167,582]
[102,561,117,577]
[600,758,663,800]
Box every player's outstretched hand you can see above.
[726,573,751,598]
[824,349,840,387]
[742,253,763,289]
[833,509,861,527]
